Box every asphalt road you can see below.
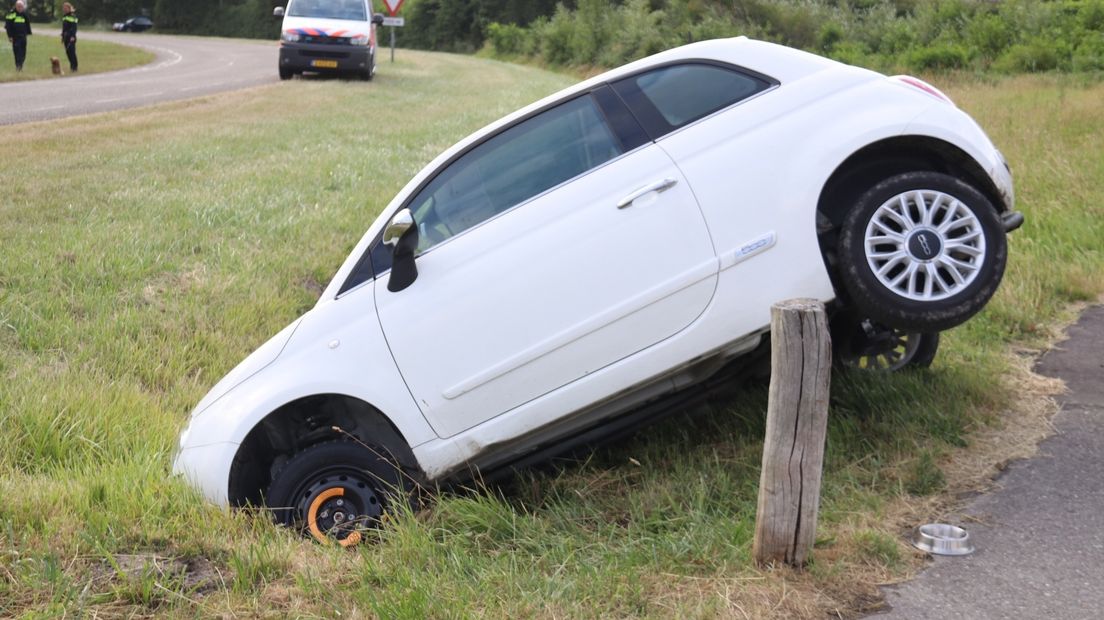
[0,31,277,125]
[878,305,1104,618]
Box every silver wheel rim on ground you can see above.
[844,329,923,371]
[864,189,987,301]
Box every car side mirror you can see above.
[372,13,385,25]
[273,6,285,18]
[384,209,419,292]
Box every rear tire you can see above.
[833,317,939,371]
[838,171,1006,332]
[279,67,294,81]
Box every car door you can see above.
[610,61,791,344]
[373,90,718,439]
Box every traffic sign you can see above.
[382,16,405,27]
[382,0,404,17]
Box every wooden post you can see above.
[753,298,832,568]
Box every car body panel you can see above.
[173,283,436,497]
[903,104,1015,211]
[189,319,302,420]
[375,142,718,439]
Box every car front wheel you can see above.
[266,441,410,546]
[838,171,1007,332]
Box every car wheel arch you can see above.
[226,393,424,508]
[817,135,1009,232]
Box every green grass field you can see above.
[0,36,153,82]
[0,51,1102,618]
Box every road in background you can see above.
[878,305,1104,619]
[0,32,276,125]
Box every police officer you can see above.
[4,0,31,72]
[61,2,77,72]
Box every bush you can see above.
[1073,33,1104,72]
[452,0,1104,75]
[828,41,876,68]
[485,22,528,56]
[537,5,575,66]
[867,18,918,55]
[818,22,845,53]
[966,12,1014,61]
[908,43,971,70]
[598,0,670,67]
[996,38,1065,73]
[1079,0,1104,31]
[687,14,744,43]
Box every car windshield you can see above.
[288,0,367,21]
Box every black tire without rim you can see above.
[266,441,409,545]
[278,67,294,81]
[838,171,1007,332]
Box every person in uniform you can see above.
[4,0,32,72]
[61,2,77,72]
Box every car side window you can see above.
[612,63,773,139]
[407,94,624,253]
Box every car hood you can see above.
[189,318,303,419]
[281,16,371,38]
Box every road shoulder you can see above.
[877,305,1104,619]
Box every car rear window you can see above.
[612,63,773,138]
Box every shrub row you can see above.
[27,0,1104,75]
[471,0,1104,73]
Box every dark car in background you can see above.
[113,16,153,32]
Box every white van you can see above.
[274,0,383,81]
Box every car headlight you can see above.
[281,32,300,43]
[350,35,370,46]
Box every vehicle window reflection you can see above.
[408,94,623,253]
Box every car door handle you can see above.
[616,177,679,209]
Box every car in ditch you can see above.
[173,36,1021,546]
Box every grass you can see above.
[0,36,153,82]
[0,50,1102,618]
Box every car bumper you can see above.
[1001,210,1024,233]
[279,43,372,73]
[172,440,238,506]
[990,150,1023,232]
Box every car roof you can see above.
[394,37,845,207]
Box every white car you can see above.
[174,37,1020,545]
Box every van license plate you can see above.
[311,60,338,69]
